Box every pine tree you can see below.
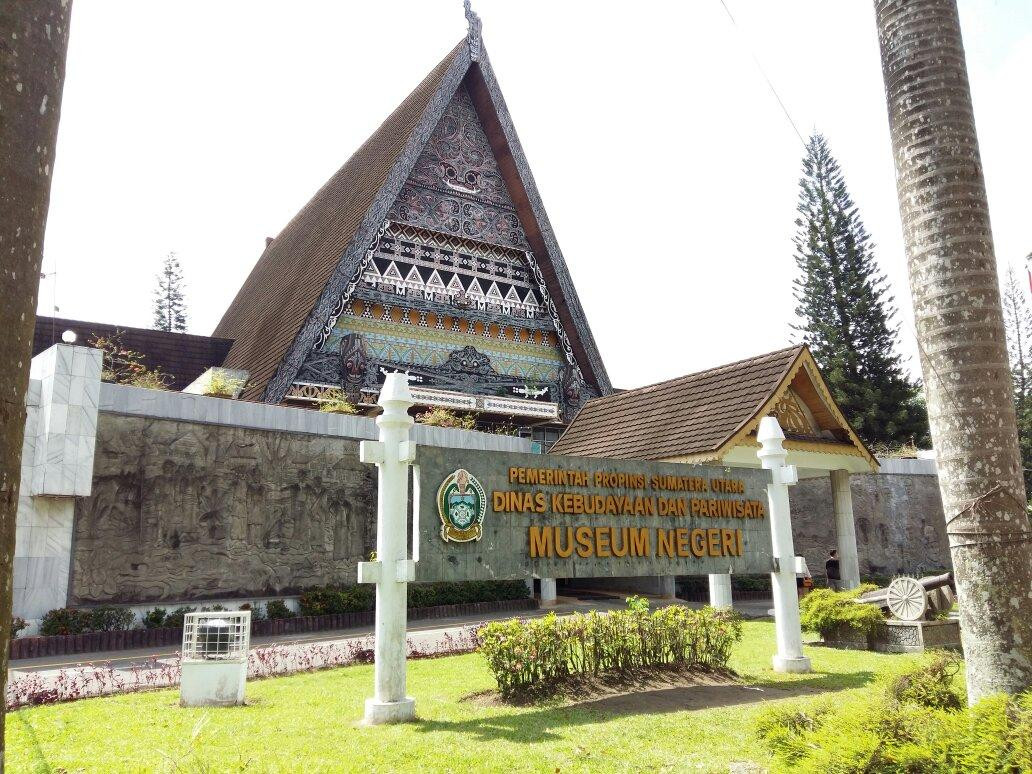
[152,252,187,332]
[1001,264,1032,492]
[792,133,928,447]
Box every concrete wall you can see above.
[16,345,953,630]
[790,463,951,580]
[15,345,532,633]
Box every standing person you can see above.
[826,549,842,591]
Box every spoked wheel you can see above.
[886,576,927,621]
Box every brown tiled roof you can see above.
[33,316,234,391]
[549,346,804,460]
[213,42,464,401]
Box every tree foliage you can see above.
[1002,263,1032,494]
[792,133,928,447]
[152,252,187,332]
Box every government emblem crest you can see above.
[437,468,486,542]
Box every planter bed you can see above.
[10,597,538,661]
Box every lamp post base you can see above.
[772,655,812,673]
[363,696,416,725]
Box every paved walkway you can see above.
[7,594,774,706]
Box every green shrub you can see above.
[238,603,266,621]
[755,654,1032,773]
[141,607,168,629]
[11,617,28,639]
[88,606,135,631]
[162,606,196,630]
[318,389,358,415]
[265,600,295,619]
[478,605,742,697]
[415,407,476,430]
[40,608,94,636]
[754,702,834,765]
[203,371,245,398]
[888,650,965,710]
[799,587,885,639]
[39,606,135,635]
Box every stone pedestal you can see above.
[875,619,961,653]
[540,578,558,606]
[822,619,961,653]
[180,661,247,707]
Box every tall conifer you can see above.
[1001,264,1032,492]
[152,252,187,332]
[792,133,927,447]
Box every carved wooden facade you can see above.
[292,86,595,425]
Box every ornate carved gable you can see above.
[388,86,528,250]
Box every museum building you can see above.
[36,12,611,449]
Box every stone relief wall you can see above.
[790,473,951,579]
[71,414,377,604]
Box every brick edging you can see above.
[9,597,538,661]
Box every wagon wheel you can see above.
[886,577,927,621]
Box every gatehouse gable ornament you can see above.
[464,0,482,61]
[437,468,487,541]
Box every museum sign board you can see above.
[414,446,774,582]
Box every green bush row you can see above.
[478,599,743,697]
[39,606,136,636]
[756,651,1032,772]
[35,580,529,636]
[298,580,529,616]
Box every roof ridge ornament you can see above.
[464,0,482,61]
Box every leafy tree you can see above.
[792,133,928,447]
[876,0,1032,700]
[1001,264,1032,492]
[152,252,187,332]
[0,0,73,759]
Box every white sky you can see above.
[40,0,1032,390]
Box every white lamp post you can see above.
[757,416,811,674]
[357,372,418,724]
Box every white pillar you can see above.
[708,573,733,609]
[830,469,861,590]
[657,575,676,600]
[757,417,811,674]
[540,577,557,606]
[356,373,417,724]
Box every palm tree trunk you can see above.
[0,1,73,766]
[875,0,1032,701]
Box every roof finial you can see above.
[464,0,482,61]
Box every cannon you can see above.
[855,572,955,622]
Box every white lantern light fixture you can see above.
[61,329,77,343]
[179,610,250,707]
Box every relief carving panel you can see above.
[71,414,376,604]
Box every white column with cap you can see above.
[757,416,811,674]
[357,373,418,724]
[708,573,733,609]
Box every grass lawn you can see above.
[10,620,920,773]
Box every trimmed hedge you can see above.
[478,600,743,697]
[299,580,529,617]
[39,606,135,636]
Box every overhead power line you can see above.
[717,0,806,147]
